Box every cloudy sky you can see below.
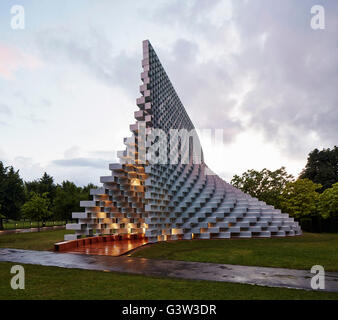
[0,0,337,186]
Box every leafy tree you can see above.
[25,172,56,210]
[279,179,322,219]
[318,182,338,219]
[0,204,4,230]
[21,192,51,231]
[53,181,89,223]
[231,167,294,208]
[82,183,97,197]
[0,161,25,228]
[299,146,338,192]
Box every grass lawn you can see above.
[0,229,72,251]
[0,262,337,300]
[132,233,338,271]
[1,230,338,272]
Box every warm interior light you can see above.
[131,178,141,186]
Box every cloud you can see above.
[0,148,6,159]
[0,44,42,80]
[23,113,45,124]
[0,104,12,115]
[87,150,117,160]
[35,27,139,98]
[0,0,336,185]
[10,157,45,181]
[63,146,81,159]
[34,3,337,155]
[41,98,52,108]
[33,9,244,144]
[52,157,110,169]
[148,1,338,157]
[1,154,110,186]
[150,0,233,31]
[153,38,244,143]
[229,0,338,156]
[53,146,117,170]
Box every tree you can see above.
[0,204,4,230]
[0,161,25,229]
[21,192,51,231]
[231,167,294,209]
[25,172,56,210]
[318,182,338,219]
[81,183,97,197]
[279,179,322,219]
[299,146,338,192]
[53,181,89,223]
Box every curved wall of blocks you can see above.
[65,40,301,242]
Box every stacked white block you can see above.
[64,40,301,242]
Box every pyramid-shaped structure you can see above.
[65,40,301,242]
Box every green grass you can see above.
[132,233,338,271]
[3,220,66,230]
[0,262,337,300]
[1,232,337,299]
[0,229,72,251]
[1,231,338,272]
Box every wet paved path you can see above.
[1,248,337,293]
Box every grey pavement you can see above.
[0,248,337,293]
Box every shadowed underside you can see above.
[65,40,301,242]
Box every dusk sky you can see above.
[0,0,337,186]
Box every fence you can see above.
[2,220,67,230]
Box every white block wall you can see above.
[65,40,301,241]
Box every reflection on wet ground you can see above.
[1,248,338,293]
[64,239,148,256]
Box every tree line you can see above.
[0,161,96,230]
[231,146,338,232]
[0,146,337,232]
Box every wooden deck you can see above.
[64,238,148,256]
